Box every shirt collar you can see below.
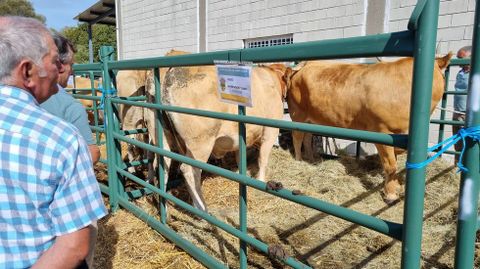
[57,84,66,94]
[0,84,39,105]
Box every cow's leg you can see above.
[257,127,279,181]
[141,107,174,214]
[152,133,172,217]
[126,143,141,174]
[123,108,145,175]
[303,133,314,161]
[179,140,214,212]
[234,151,240,173]
[143,111,172,189]
[151,132,172,184]
[292,131,305,161]
[376,144,400,203]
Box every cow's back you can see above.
[287,57,446,134]
[163,64,284,155]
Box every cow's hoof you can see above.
[383,193,399,205]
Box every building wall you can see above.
[118,0,475,160]
[119,0,475,59]
[119,0,198,59]
[207,0,366,51]
[388,0,475,54]
[119,0,370,58]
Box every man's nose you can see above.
[57,61,65,73]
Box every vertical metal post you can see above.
[114,0,123,60]
[101,46,120,212]
[454,1,480,267]
[105,96,118,211]
[88,24,94,63]
[90,70,101,145]
[401,0,439,268]
[437,65,450,155]
[154,68,167,224]
[197,0,207,53]
[238,105,247,269]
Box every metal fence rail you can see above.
[453,2,480,268]
[69,0,479,268]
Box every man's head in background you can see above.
[457,45,472,73]
[53,33,77,88]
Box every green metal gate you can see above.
[71,0,480,268]
[432,57,470,157]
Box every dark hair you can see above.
[53,33,76,63]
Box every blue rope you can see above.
[406,126,480,172]
[98,84,117,110]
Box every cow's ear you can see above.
[436,52,453,70]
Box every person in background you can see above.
[41,33,100,164]
[0,16,107,269]
[452,45,471,164]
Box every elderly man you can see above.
[0,16,107,269]
[41,33,101,164]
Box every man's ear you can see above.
[17,60,36,88]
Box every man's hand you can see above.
[89,144,100,164]
[32,226,91,269]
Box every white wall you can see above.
[119,0,475,59]
[389,0,475,54]
[119,0,368,58]
[120,0,198,59]
[118,0,475,160]
[207,0,365,51]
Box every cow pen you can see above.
[70,0,480,268]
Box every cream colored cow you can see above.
[144,51,287,211]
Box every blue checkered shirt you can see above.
[0,85,107,268]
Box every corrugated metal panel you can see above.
[74,0,116,26]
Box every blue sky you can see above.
[31,0,99,30]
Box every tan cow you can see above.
[285,53,452,203]
[144,51,287,211]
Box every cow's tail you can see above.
[161,110,186,155]
[436,52,453,70]
[282,65,302,98]
[145,68,186,159]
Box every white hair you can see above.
[0,16,50,83]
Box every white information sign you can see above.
[215,61,253,107]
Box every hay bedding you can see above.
[93,145,477,269]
